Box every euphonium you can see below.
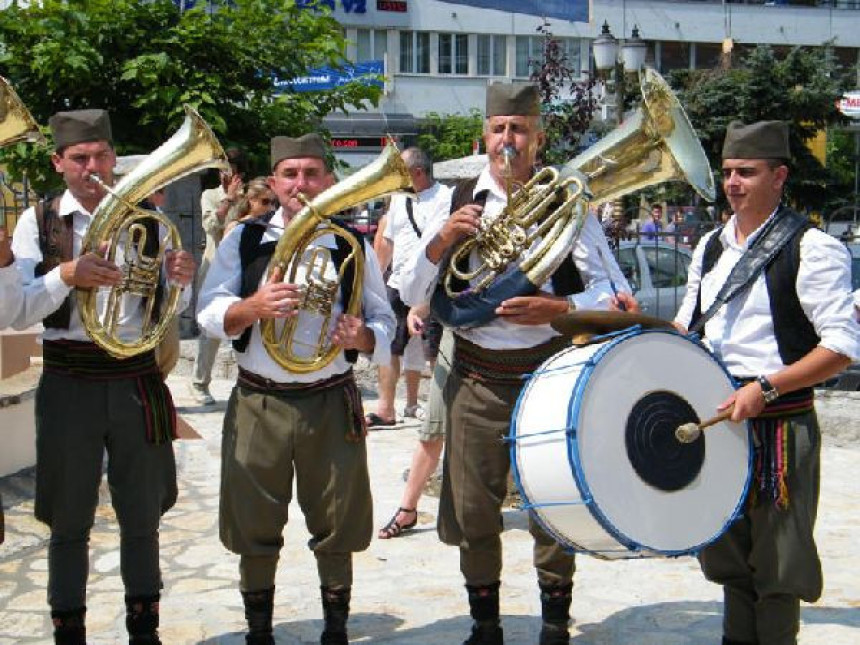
[260,143,414,374]
[0,76,46,148]
[77,105,228,358]
[431,67,715,329]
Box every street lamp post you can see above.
[592,21,649,228]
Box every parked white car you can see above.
[614,240,694,321]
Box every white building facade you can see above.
[317,0,860,165]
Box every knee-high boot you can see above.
[320,586,350,645]
[242,588,275,645]
[538,583,572,645]
[51,607,86,645]
[463,582,503,645]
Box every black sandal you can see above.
[378,507,418,539]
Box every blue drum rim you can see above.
[510,327,753,559]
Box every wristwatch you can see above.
[756,375,780,404]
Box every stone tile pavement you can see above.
[1,367,859,644]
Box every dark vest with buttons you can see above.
[34,195,164,330]
[689,207,819,366]
[232,212,361,364]
[446,176,584,297]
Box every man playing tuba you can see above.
[398,84,631,645]
[9,109,196,644]
[196,133,395,645]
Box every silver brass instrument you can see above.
[77,105,228,358]
[433,67,714,328]
[260,143,414,374]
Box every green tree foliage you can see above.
[670,44,853,212]
[529,21,598,167]
[416,109,484,162]
[0,0,381,193]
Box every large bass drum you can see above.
[510,328,752,559]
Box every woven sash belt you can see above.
[43,340,176,444]
[238,367,367,441]
[453,334,570,385]
[738,380,815,510]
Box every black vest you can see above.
[446,176,585,297]
[35,196,164,329]
[232,212,361,364]
[689,208,819,366]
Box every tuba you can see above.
[0,76,46,148]
[77,105,228,358]
[260,143,414,374]
[431,67,715,329]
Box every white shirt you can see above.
[384,181,453,290]
[675,211,860,376]
[398,165,630,350]
[196,207,395,383]
[0,262,24,329]
[10,190,191,341]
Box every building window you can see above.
[400,31,430,73]
[516,36,581,78]
[438,33,469,75]
[659,41,692,72]
[477,35,507,76]
[694,42,723,70]
[356,28,387,63]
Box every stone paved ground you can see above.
[1,349,858,644]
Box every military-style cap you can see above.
[49,109,112,149]
[270,133,327,169]
[722,120,790,160]
[486,83,540,117]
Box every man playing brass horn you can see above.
[9,109,196,644]
[399,84,630,645]
[196,133,395,645]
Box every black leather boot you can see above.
[51,607,86,645]
[320,586,350,645]
[463,582,503,645]
[125,594,162,645]
[538,583,572,645]
[242,588,275,645]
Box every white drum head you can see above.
[570,330,750,554]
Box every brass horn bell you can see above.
[260,143,414,374]
[0,76,46,148]
[77,105,228,358]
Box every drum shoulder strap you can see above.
[689,209,818,364]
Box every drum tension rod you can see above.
[675,405,735,444]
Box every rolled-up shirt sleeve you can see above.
[10,208,74,330]
[196,225,243,340]
[798,230,860,361]
[360,239,395,366]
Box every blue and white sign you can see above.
[436,0,588,23]
[277,60,383,93]
[296,0,368,14]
